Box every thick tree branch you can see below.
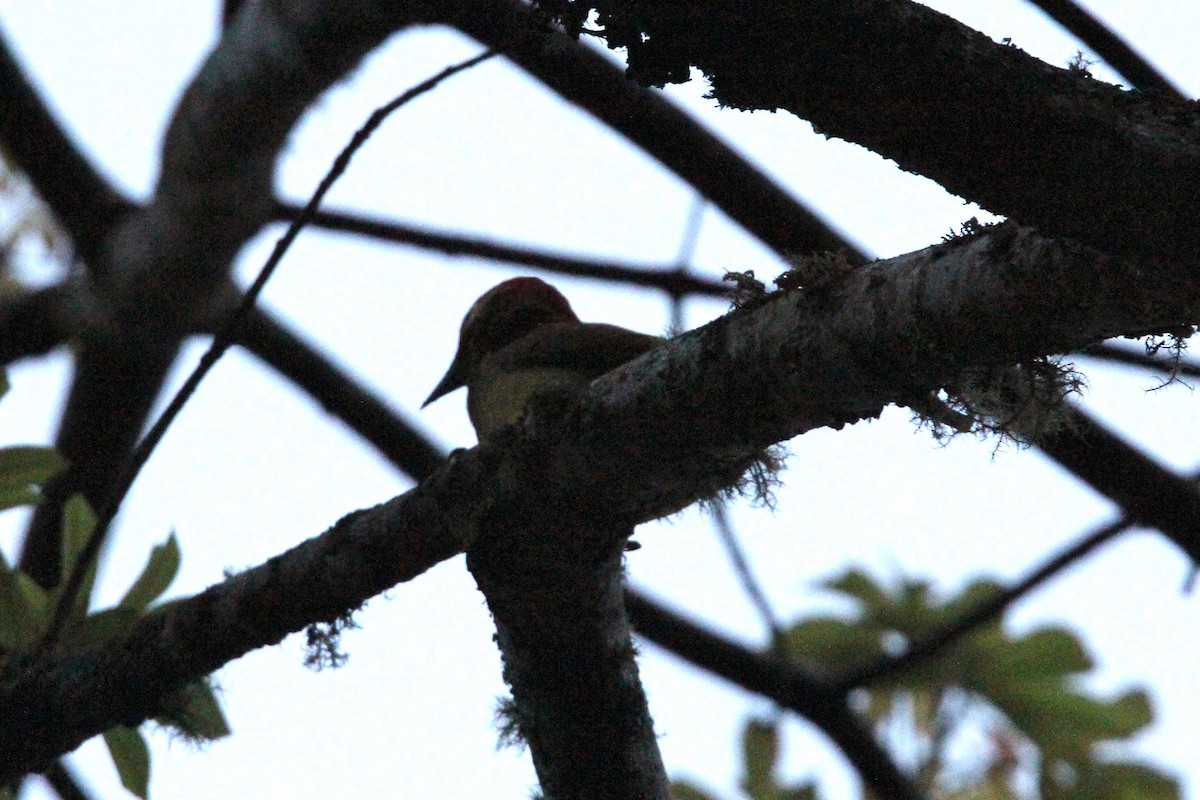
[0,283,99,366]
[470,517,669,798]
[435,0,867,262]
[572,0,1200,265]
[20,0,425,584]
[0,441,498,783]
[5,220,1199,777]
[0,33,133,266]
[1036,404,1200,559]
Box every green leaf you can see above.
[783,618,884,671]
[58,607,142,653]
[1081,760,1180,800]
[59,494,99,616]
[780,784,820,800]
[103,726,150,799]
[158,681,231,741]
[1002,627,1091,679]
[0,445,66,489]
[0,485,44,513]
[60,494,97,581]
[822,568,892,615]
[119,534,181,611]
[670,782,721,800]
[0,446,66,511]
[742,719,779,799]
[0,566,51,650]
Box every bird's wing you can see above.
[493,323,663,380]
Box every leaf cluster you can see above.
[673,568,1176,800]
[0,372,228,799]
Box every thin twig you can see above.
[710,502,784,646]
[625,589,927,800]
[38,49,497,653]
[275,203,728,298]
[836,514,1136,690]
[1077,342,1200,381]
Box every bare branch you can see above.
[1027,0,1185,96]
[277,202,728,298]
[234,302,448,479]
[0,33,132,266]
[838,515,1129,689]
[0,439,496,783]
[6,219,1200,776]
[1036,403,1200,560]
[437,0,867,262]
[565,0,1200,265]
[0,283,99,366]
[625,590,925,800]
[21,0,426,585]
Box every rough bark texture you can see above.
[468,509,669,799]
[553,0,1200,265]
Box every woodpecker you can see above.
[423,277,662,440]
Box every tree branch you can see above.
[836,515,1129,690]
[0,32,132,266]
[437,0,868,262]
[1035,403,1200,560]
[5,219,1199,778]
[20,0,425,585]
[1027,0,1185,96]
[275,202,730,298]
[625,590,924,800]
[233,302,447,480]
[568,0,1200,265]
[0,283,99,366]
[0,440,498,783]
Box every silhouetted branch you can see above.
[0,33,132,266]
[440,0,868,262]
[559,0,1200,265]
[0,283,98,365]
[711,503,784,644]
[276,202,728,298]
[1078,341,1200,380]
[1037,404,1200,561]
[234,303,447,480]
[40,49,496,652]
[838,515,1130,690]
[625,590,925,800]
[1026,0,1185,96]
[40,761,96,800]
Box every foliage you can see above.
[0,370,228,798]
[672,569,1176,800]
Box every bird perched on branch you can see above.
[423,277,663,440]
[424,275,673,794]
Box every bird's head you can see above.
[422,277,580,407]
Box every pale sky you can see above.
[2,2,1199,798]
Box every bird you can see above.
[422,277,663,441]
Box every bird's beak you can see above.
[422,350,469,407]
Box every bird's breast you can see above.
[467,363,593,440]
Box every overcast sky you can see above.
[2,2,1199,798]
